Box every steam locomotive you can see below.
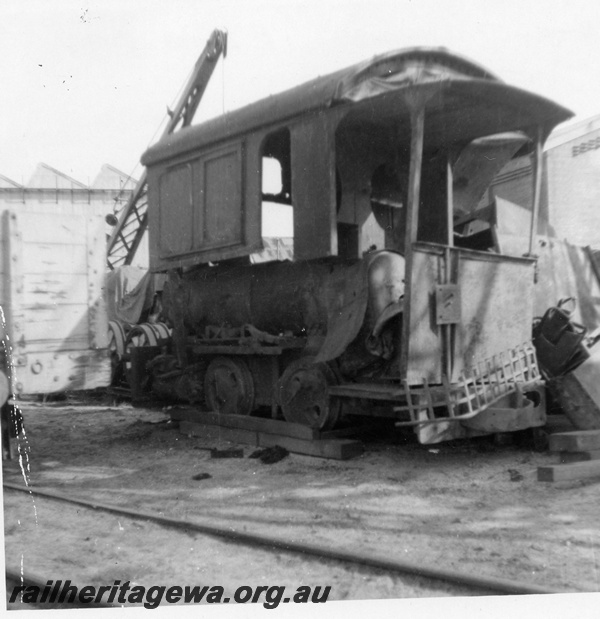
[133,47,572,443]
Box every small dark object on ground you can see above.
[192,472,212,481]
[210,448,244,459]
[249,445,289,464]
[508,469,523,482]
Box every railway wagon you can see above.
[0,203,111,458]
[138,48,572,444]
[0,203,110,396]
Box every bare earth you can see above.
[3,396,600,607]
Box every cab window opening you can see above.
[260,128,293,239]
[451,131,531,254]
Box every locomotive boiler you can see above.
[138,47,573,443]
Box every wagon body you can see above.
[0,203,111,395]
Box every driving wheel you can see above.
[277,358,340,430]
[204,357,255,415]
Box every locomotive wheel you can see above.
[278,358,340,430]
[204,357,255,416]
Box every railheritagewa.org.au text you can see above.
[10,579,332,609]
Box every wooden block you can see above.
[317,426,364,439]
[179,421,259,447]
[549,365,600,430]
[559,449,600,463]
[258,432,363,460]
[244,416,319,440]
[549,430,600,453]
[538,459,600,482]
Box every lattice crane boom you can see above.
[106,29,228,269]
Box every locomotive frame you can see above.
[138,47,573,444]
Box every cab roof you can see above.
[142,47,573,166]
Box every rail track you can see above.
[4,481,567,604]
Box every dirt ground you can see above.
[3,395,600,604]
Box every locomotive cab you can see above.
[141,48,572,443]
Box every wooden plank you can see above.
[179,421,259,446]
[176,414,364,459]
[21,273,89,306]
[318,426,364,439]
[549,430,600,453]
[245,416,318,440]
[560,450,600,464]
[170,408,321,440]
[258,433,363,460]
[538,459,600,482]
[19,304,91,342]
[171,407,251,427]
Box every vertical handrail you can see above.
[528,127,544,256]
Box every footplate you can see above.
[329,342,545,443]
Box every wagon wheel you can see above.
[125,323,171,350]
[277,358,341,430]
[108,320,129,387]
[204,357,255,416]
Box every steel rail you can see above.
[4,481,567,597]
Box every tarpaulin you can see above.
[104,266,154,325]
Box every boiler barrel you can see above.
[165,251,405,345]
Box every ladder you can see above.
[106,29,228,269]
